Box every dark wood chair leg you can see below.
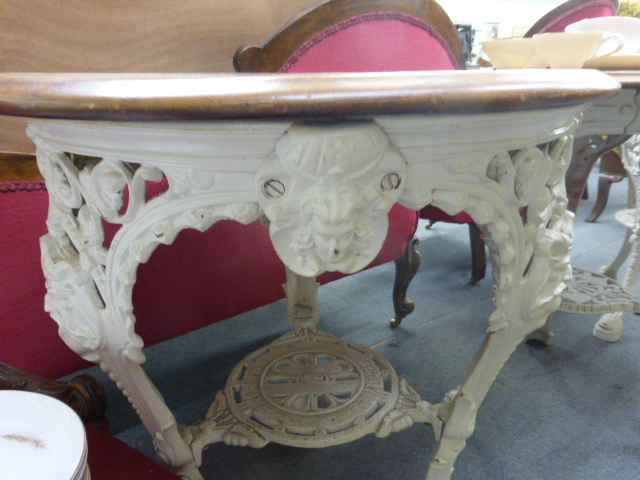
[0,361,108,429]
[566,134,630,214]
[586,173,625,222]
[585,150,626,222]
[390,237,422,328]
[468,223,486,285]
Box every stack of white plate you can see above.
[0,390,90,479]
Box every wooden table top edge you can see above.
[602,70,640,88]
[0,70,621,121]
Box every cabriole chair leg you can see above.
[391,237,422,327]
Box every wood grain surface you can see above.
[0,0,318,152]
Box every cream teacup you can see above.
[482,38,547,69]
[533,31,623,68]
[566,16,640,54]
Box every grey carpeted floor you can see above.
[83,169,640,480]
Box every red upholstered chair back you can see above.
[279,13,461,73]
[234,0,466,73]
[523,0,619,36]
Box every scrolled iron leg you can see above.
[594,220,640,343]
[525,318,555,346]
[426,328,526,480]
[593,311,625,342]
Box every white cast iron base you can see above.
[26,104,590,479]
[181,327,442,466]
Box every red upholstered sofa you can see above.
[3,176,418,375]
[0,175,416,379]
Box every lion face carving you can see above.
[256,122,406,277]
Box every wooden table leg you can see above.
[566,134,630,214]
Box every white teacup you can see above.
[566,16,640,54]
[533,31,623,68]
[482,38,547,69]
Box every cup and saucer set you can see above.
[483,16,640,70]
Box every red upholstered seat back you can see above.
[535,3,617,34]
[280,12,459,73]
[524,0,618,36]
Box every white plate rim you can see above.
[0,391,87,480]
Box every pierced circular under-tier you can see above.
[224,328,400,448]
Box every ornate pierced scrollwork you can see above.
[395,127,578,480]
[35,149,261,365]
[403,132,575,333]
[561,267,640,313]
[255,122,407,277]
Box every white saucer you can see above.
[0,391,88,480]
[583,54,640,70]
